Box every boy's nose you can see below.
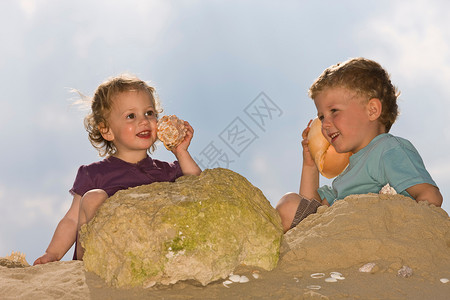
[321,116,331,129]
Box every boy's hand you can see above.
[301,120,316,168]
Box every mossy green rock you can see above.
[80,168,283,288]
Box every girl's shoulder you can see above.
[77,156,123,173]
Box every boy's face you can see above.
[102,90,157,162]
[314,87,378,154]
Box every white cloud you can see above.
[70,0,175,59]
[19,0,37,17]
[0,185,68,229]
[359,0,450,88]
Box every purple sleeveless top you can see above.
[70,155,182,197]
[70,155,182,260]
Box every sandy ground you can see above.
[1,260,449,300]
[2,194,449,299]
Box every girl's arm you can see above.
[406,183,443,207]
[299,124,322,203]
[172,121,202,176]
[33,193,82,265]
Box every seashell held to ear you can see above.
[157,115,187,151]
[307,118,351,179]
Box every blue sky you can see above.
[1,0,449,262]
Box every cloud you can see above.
[0,185,69,229]
[69,0,175,59]
[19,0,38,18]
[358,0,450,88]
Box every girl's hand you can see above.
[301,120,316,168]
[33,252,58,265]
[172,121,194,155]
[171,121,202,176]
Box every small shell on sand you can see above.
[325,277,338,283]
[397,265,413,278]
[225,274,250,287]
[229,274,241,282]
[223,280,233,288]
[306,285,322,290]
[0,251,30,268]
[310,273,325,279]
[440,278,449,283]
[330,272,345,280]
[143,280,156,289]
[359,262,376,273]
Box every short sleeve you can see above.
[152,159,183,182]
[70,165,95,196]
[318,185,337,206]
[379,144,436,194]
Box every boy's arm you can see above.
[172,121,202,176]
[406,183,443,207]
[33,194,82,265]
[299,124,322,203]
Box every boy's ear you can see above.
[367,98,382,121]
[99,124,114,141]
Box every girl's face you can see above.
[102,90,157,163]
[314,87,378,154]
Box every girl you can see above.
[34,74,201,264]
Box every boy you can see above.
[277,58,442,232]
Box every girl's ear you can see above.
[99,124,114,141]
[367,98,382,121]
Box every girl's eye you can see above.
[145,110,154,117]
[126,113,136,119]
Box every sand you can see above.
[2,194,449,299]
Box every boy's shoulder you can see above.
[364,133,422,164]
[376,133,417,152]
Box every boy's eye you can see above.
[145,110,154,117]
[126,113,136,119]
[318,115,324,121]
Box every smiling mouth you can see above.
[137,130,151,138]
[329,132,340,142]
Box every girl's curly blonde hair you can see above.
[84,74,162,157]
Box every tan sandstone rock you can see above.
[281,193,450,277]
[80,168,283,288]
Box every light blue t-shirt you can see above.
[318,133,437,206]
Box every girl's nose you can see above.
[139,115,151,125]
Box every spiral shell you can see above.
[157,115,187,151]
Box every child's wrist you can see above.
[173,148,190,159]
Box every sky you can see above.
[1,0,449,262]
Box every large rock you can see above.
[80,168,283,288]
[281,193,450,276]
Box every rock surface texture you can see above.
[80,168,283,288]
[281,194,450,277]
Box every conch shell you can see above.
[307,118,351,179]
[0,251,30,268]
[157,115,187,151]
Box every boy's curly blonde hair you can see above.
[84,74,162,157]
[308,57,400,132]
